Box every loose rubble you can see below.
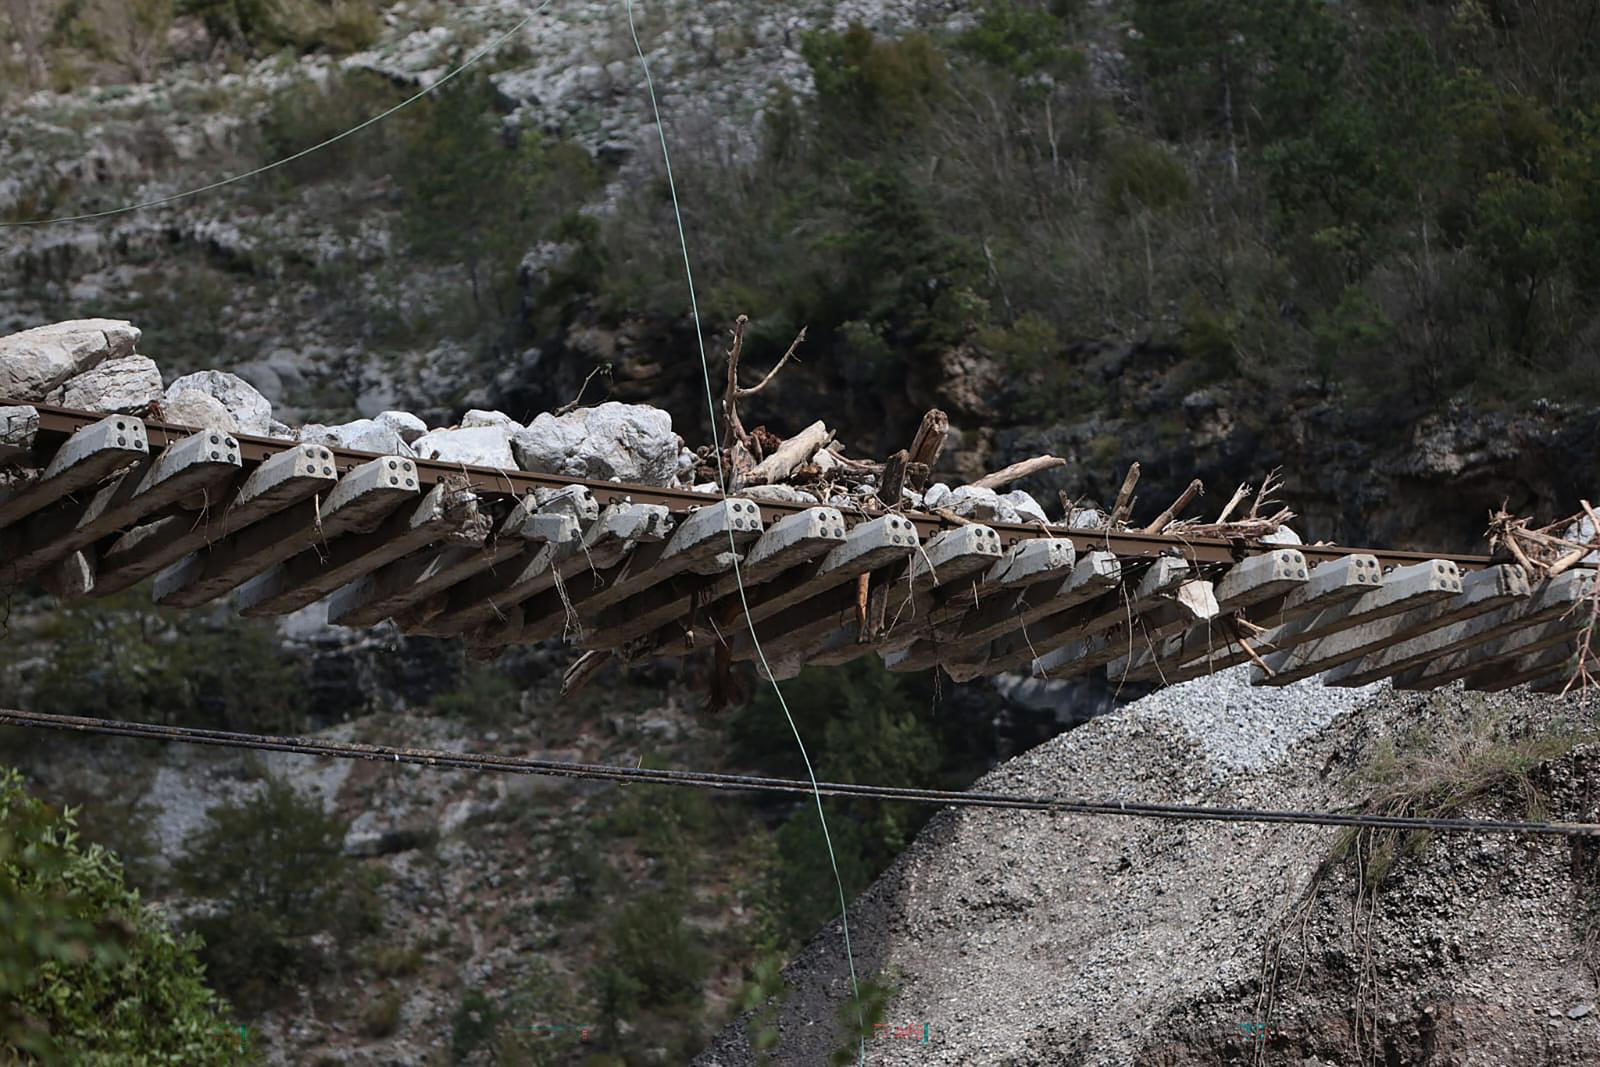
[0,318,1197,529]
[698,675,1600,1066]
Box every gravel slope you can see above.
[698,668,1600,1066]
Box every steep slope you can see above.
[699,671,1600,1065]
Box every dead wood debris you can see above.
[687,315,1310,543]
[1485,503,1600,578]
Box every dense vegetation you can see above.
[0,769,244,1064]
[578,0,1600,414]
[0,594,981,1062]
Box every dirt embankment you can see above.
[698,671,1600,1066]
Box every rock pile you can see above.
[0,318,1076,525]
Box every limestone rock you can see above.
[1069,507,1106,529]
[513,402,677,486]
[300,419,413,455]
[164,370,273,435]
[162,390,238,433]
[411,425,517,468]
[946,485,1003,520]
[1262,525,1303,546]
[376,410,428,443]
[0,318,140,400]
[461,409,517,429]
[998,489,1049,525]
[923,482,952,509]
[0,405,39,464]
[743,483,820,504]
[47,355,163,413]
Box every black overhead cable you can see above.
[3,708,1596,839]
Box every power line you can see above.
[0,0,557,228]
[3,708,1596,838]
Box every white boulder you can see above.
[300,419,413,455]
[163,390,239,432]
[1069,507,1106,529]
[412,425,517,468]
[1261,525,1303,545]
[945,485,1003,520]
[48,355,163,414]
[743,483,820,504]
[164,370,273,435]
[0,318,140,400]
[923,482,952,509]
[998,489,1049,525]
[461,409,517,429]
[513,402,677,486]
[376,410,428,443]
[1,406,39,463]
[1563,515,1600,564]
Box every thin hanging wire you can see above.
[0,0,559,227]
[621,1,867,1060]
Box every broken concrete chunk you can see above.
[47,355,164,413]
[461,409,517,429]
[300,419,413,456]
[162,389,239,432]
[411,425,516,468]
[0,318,140,399]
[164,370,273,435]
[376,410,428,443]
[513,402,677,486]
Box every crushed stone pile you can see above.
[0,317,1097,525]
[697,670,1600,1066]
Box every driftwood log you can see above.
[747,420,832,484]
[1142,478,1204,533]
[970,454,1066,491]
[906,408,948,488]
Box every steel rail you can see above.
[16,399,1498,569]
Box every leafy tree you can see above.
[0,769,242,1065]
[174,776,379,1011]
[396,70,600,324]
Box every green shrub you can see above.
[1102,137,1192,214]
[361,989,403,1038]
[429,661,519,727]
[174,777,380,1011]
[591,890,711,1018]
[181,0,381,55]
[450,987,498,1062]
[0,769,244,1065]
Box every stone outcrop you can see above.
[0,319,140,399]
[47,355,164,414]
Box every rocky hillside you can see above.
[7,0,1600,552]
[698,669,1600,1065]
[7,1,1600,1063]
